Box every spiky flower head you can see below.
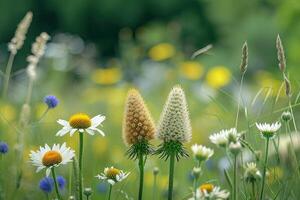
[156,86,191,161]
[122,89,155,145]
[122,89,156,159]
[244,162,261,183]
[157,85,192,143]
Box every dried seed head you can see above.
[240,42,248,74]
[284,74,291,97]
[8,12,33,54]
[157,85,192,143]
[26,32,50,80]
[276,35,286,73]
[122,89,155,145]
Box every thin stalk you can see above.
[251,182,255,200]
[79,132,84,200]
[37,108,49,123]
[51,168,62,200]
[107,184,112,200]
[259,138,270,200]
[25,78,34,104]
[152,173,157,200]
[193,161,200,200]
[233,155,238,200]
[286,122,300,176]
[2,53,15,98]
[138,152,144,200]
[168,152,175,200]
[235,74,245,128]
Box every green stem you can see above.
[193,161,200,200]
[79,132,84,200]
[168,152,175,200]
[259,138,270,200]
[107,184,112,200]
[235,74,244,128]
[2,53,15,98]
[51,168,62,200]
[152,174,157,200]
[138,152,144,200]
[233,155,238,200]
[251,182,255,200]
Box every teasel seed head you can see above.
[157,85,192,143]
[276,34,286,73]
[122,89,155,145]
[284,74,291,98]
[8,12,33,55]
[240,41,248,74]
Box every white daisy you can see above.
[210,128,241,147]
[256,122,281,139]
[29,143,75,176]
[191,144,214,162]
[189,184,230,200]
[95,166,130,185]
[56,113,105,137]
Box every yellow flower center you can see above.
[42,151,62,167]
[106,167,121,179]
[200,183,214,193]
[69,113,91,129]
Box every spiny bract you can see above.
[122,89,156,145]
[157,85,192,143]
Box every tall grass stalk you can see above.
[259,138,270,200]
[152,171,158,200]
[2,53,16,98]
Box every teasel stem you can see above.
[138,152,144,200]
[168,152,175,200]
[51,167,62,200]
[107,184,112,200]
[233,154,238,200]
[78,132,84,200]
[2,53,15,98]
[259,138,270,200]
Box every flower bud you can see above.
[281,111,292,122]
[229,142,242,155]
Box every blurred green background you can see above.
[1,0,300,199]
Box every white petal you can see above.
[89,127,105,136]
[86,129,95,136]
[91,115,106,127]
[57,119,69,126]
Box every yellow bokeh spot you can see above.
[0,104,16,121]
[206,66,231,88]
[267,167,283,184]
[180,61,204,80]
[148,43,175,61]
[93,137,108,155]
[91,68,122,85]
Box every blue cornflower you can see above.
[44,95,59,109]
[39,177,53,193]
[0,141,9,154]
[57,176,66,190]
